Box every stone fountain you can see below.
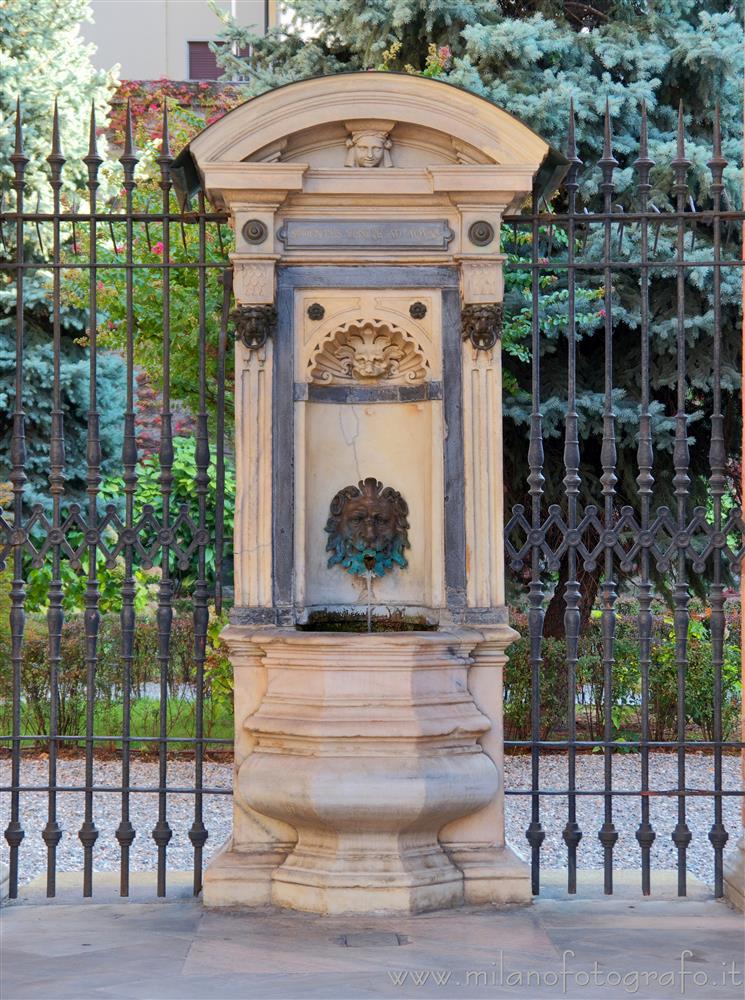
[177,72,561,914]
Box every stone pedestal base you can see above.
[206,624,527,915]
[272,842,465,915]
[202,839,292,908]
[444,844,531,905]
[723,835,744,912]
[239,628,497,916]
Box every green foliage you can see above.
[61,190,231,422]
[100,434,235,596]
[0,0,123,507]
[648,614,742,743]
[0,610,233,745]
[23,552,160,617]
[58,90,234,425]
[0,307,127,508]
[109,80,242,146]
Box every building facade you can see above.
[82,1,276,81]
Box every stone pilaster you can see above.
[461,330,506,609]
[232,311,274,610]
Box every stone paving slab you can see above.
[2,872,743,1000]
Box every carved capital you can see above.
[462,303,502,352]
[233,304,277,351]
[231,256,276,304]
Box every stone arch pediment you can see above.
[188,72,550,171]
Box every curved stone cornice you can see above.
[188,72,550,171]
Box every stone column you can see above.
[723,426,744,911]
[439,626,529,904]
[461,308,506,609]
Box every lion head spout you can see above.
[325,478,410,578]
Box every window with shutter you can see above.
[188,41,222,80]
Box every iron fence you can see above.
[1,98,743,903]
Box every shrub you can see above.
[505,604,742,746]
[0,609,231,743]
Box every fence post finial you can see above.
[160,101,171,160]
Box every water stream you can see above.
[365,569,373,633]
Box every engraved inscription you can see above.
[277,219,455,250]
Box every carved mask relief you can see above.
[325,478,410,578]
[309,320,428,384]
[344,119,394,168]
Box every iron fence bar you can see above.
[504,739,745,749]
[0,734,233,744]
[670,103,693,896]
[42,100,65,898]
[633,102,656,895]
[6,258,745,273]
[7,207,745,224]
[0,784,234,795]
[0,263,232,273]
[504,789,745,797]
[706,104,730,898]
[188,189,211,895]
[152,105,175,897]
[525,181,546,895]
[79,103,103,898]
[502,210,745,224]
[5,735,743,748]
[0,211,229,223]
[0,101,742,904]
[1,783,742,797]
[561,102,582,894]
[5,100,29,901]
[115,99,138,897]
[598,103,619,894]
[214,267,232,614]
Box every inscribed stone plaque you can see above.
[277,219,455,250]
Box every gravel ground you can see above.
[1,753,741,893]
